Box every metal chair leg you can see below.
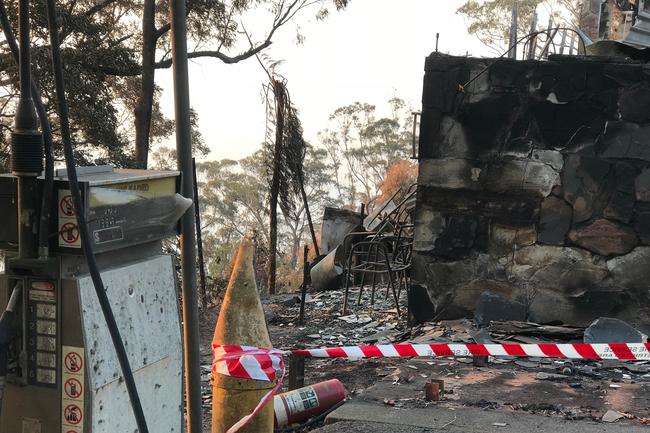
[370,246,378,305]
[384,255,400,317]
[397,270,405,299]
[342,252,354,315]
[356,259,367,306]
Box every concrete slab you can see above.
[325,401,649,433]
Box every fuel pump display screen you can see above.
[26,280,58,388]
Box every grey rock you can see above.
[634,210,650,244]
[434,216,483,259]
[511,245,609,293]
[602,409,624,423]
[419,158,481,190]
[599,121,650,162]
[607,247,650,292]
[538,196,572,245]
[619,85,650,123]
[474,291,527,327]
[527,287,627,327]
[489,223,537,258]
[583,317,647,343]
[413,206,445,253]
[480,159,560,198]
[515,360,539,368]
[437,116,471,158]
[531,149,564,171]
[603,163,636,223]
[568,219,637,256]
[535,372,569,381]
[407,282,437,323]
[635,168,650,202]
[563,155,612,223]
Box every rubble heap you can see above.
[412,54,650,326]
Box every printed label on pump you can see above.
[58,190,81,248]
[61,346,85,433]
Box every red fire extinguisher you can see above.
[274,379,346,427]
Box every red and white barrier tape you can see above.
[213,343,650,383]
[212,342,650,432]
[212,346,287,433]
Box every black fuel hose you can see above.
[0,0,55,258]
[43,1,149,432]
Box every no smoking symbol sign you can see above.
[60,222,79,244]
[60,195,75,216]
[64,404,83,425]
[64,352,83,373]
[65,378,83,399]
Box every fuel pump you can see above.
[0,0,196,430]
[0,166,192,432]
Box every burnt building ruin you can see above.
[411,53,650,327]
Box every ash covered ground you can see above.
[199,287,650,432]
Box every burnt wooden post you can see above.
[298,244,309,325]
[299,178,320,257]
[288,354,305,390]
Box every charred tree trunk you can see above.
[267,82,285,295]
[134,0,156,168]
[299,176,320,257]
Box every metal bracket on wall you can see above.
[411,111,421,160]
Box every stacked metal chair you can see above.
[341,184,417,318]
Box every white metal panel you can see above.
[77,254,182,433]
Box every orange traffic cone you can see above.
[211,237,274,433]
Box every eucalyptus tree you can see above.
[0,0,350,168]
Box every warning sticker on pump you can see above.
[62,346,85,433]
[59,193,75,217]
[58,189,81,249]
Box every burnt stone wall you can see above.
[412,54,650,326]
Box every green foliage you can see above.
[197,153,269,278]
[319,97,414,208]
[456,0,581,53]
[196,143,336,288]
[0,0,349,168]
[194,96,411,293]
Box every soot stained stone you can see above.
[418,158,481,190]
[436,117,471,158]
[480,159,560,198]
[461,94,521,156]
[417,187,540,226]
[568,219,638,256]
[474,291,527,327]
[619,85,650,123]
[538,196,573,245]
[633,208,650,244]
[584,317,647,344]
[413,207,445,253]
[511,245,609,296]
[489,223,537,257]
[408,283,437,323]
[434,216,479,259]
[563,155,612,223]
[603,163,636,223]
[598,121,650,161]
[607,247,650,292]
[635,168,650,202]
[415,54,650,327]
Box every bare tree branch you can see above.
[154,40,272,68]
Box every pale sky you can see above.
[156,0,492,162]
